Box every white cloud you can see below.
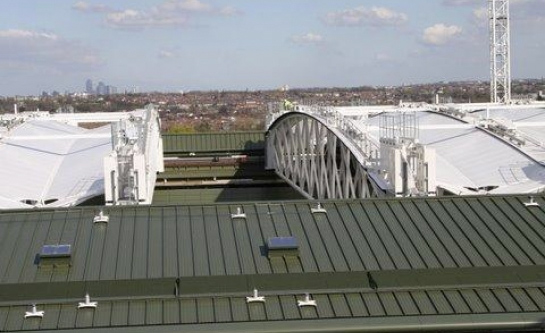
[445,0,545,25]
[158,50,176,58]
[106,9,190,28]
[471,7,488,28]
[442,0,478,6]
[217,6,242,17]
[72,1,110,13]
[323,6,408,27]
[0,29,58,40]
[374,53,395,63]
[157,0,211,13]
[291,33,324,45]
[422,24,463,45]
[105,0,240,28]
[0,29,102,71]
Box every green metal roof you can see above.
[2,287,545,332]
[162,132,265,154]
[152,187,305,205]
[1,195,545,331]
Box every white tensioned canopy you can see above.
[0,107,166,210]
[362,109,545,195]
[0,119,112,209]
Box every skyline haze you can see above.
[1,0,544,96]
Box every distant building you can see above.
[85,79,94,95]
[107,85,117,95]
[96,81,107,95]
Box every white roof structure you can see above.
[472,107,545,164]
[337,101,545,196]
[364,110,545,195]
[0,108,163,210]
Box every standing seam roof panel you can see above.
[427,290,455,314]
[337,203,380,271]
[459,289,488,313]
[293,204,334,272]
[190,207,210,276]
[99,210,123,280]
[477,199,542,265]
[509,288,540,312]
[443,290,471,314]
[476,289,505,313]
[349,202,396,270]
[177,207,194,277]
[203,206,227,276]
[326,204,365,271]
[395,291,420,315]
[388,201,442,269]
[115,209,136,280]
[377,202,428,269]
[378,292,403,316]
[400,201,457,268]
[328,294,352,318]
[162,207,179,277]
[432,201,489,266]
[454,199,518,265]
[1,214,27,283]
[232,208,258,275]
[147,208,164,279]
[132,209,150,279]
[410,291,437,315]
[412,201,472,268]
[502,197,545,255]
[216,206,241,275]
[12,212,43,284]
[365,202,411,269]
[277,205,315,273]
[245,206,273,275]
[441,200,503,265]
[299,204,349,272]
[345,293,369,317]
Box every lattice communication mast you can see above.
[489,0,511,103]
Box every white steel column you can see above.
[489,0,511,103]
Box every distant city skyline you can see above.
[1,0,544,96]
[85,78,118,95]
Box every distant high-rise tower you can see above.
[489,0,511,103]
[85,79,94,95]
[97,81,107,95]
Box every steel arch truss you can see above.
[267,114,380,200]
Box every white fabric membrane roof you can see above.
[364,110,545,195]
[0,120,112,209]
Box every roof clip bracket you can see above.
[524,196,540,207]
[25,304,44,319]
[231,207,246,219]
[297,293,317,307]
[78,294,98,309]
[311,203,327,214]
[246,289,266,303]
[93,209,109,223]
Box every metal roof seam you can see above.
[369,202,411,270]
[460,199,517,266]
[488,198,542,265]
[436,200,488,267]
[336,203,372,271]
[404,201,454,268]
[387,202,432,269]
[353,202,395,270]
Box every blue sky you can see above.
[0,0,544,95]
